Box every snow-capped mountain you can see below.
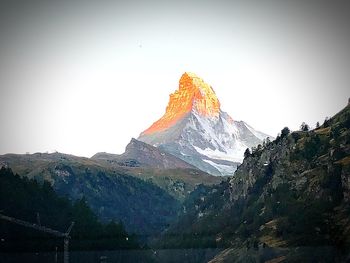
[138,72,271,176]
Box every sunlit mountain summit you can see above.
[139,72,271,176]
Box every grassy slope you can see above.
[123,167,223,201]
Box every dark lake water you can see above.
[0,248,222,263]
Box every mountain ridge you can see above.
[92,138,196,170]
[91,138,223,200]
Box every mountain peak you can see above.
[142,72,221,135]
[139,72,271,176]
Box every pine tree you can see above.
[300,122,309,131]
[244,148,251,159]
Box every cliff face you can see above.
[141,72,220,135]
[159,104,350,262]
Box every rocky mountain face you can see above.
[92,138,196,170]
[158,104,350,262]
[138,72,270,176]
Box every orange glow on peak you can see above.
[142,72,221,135]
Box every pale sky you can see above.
[0,0,349,157]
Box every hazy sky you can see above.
[0,0,349,157]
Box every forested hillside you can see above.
[0,167,138,252]
[158,104,350,262]
[0,155,181,236]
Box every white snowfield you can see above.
[189,111,254,163]
[203,159,237,176]
[194,146,246,164]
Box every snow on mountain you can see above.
[138,72,271,176]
